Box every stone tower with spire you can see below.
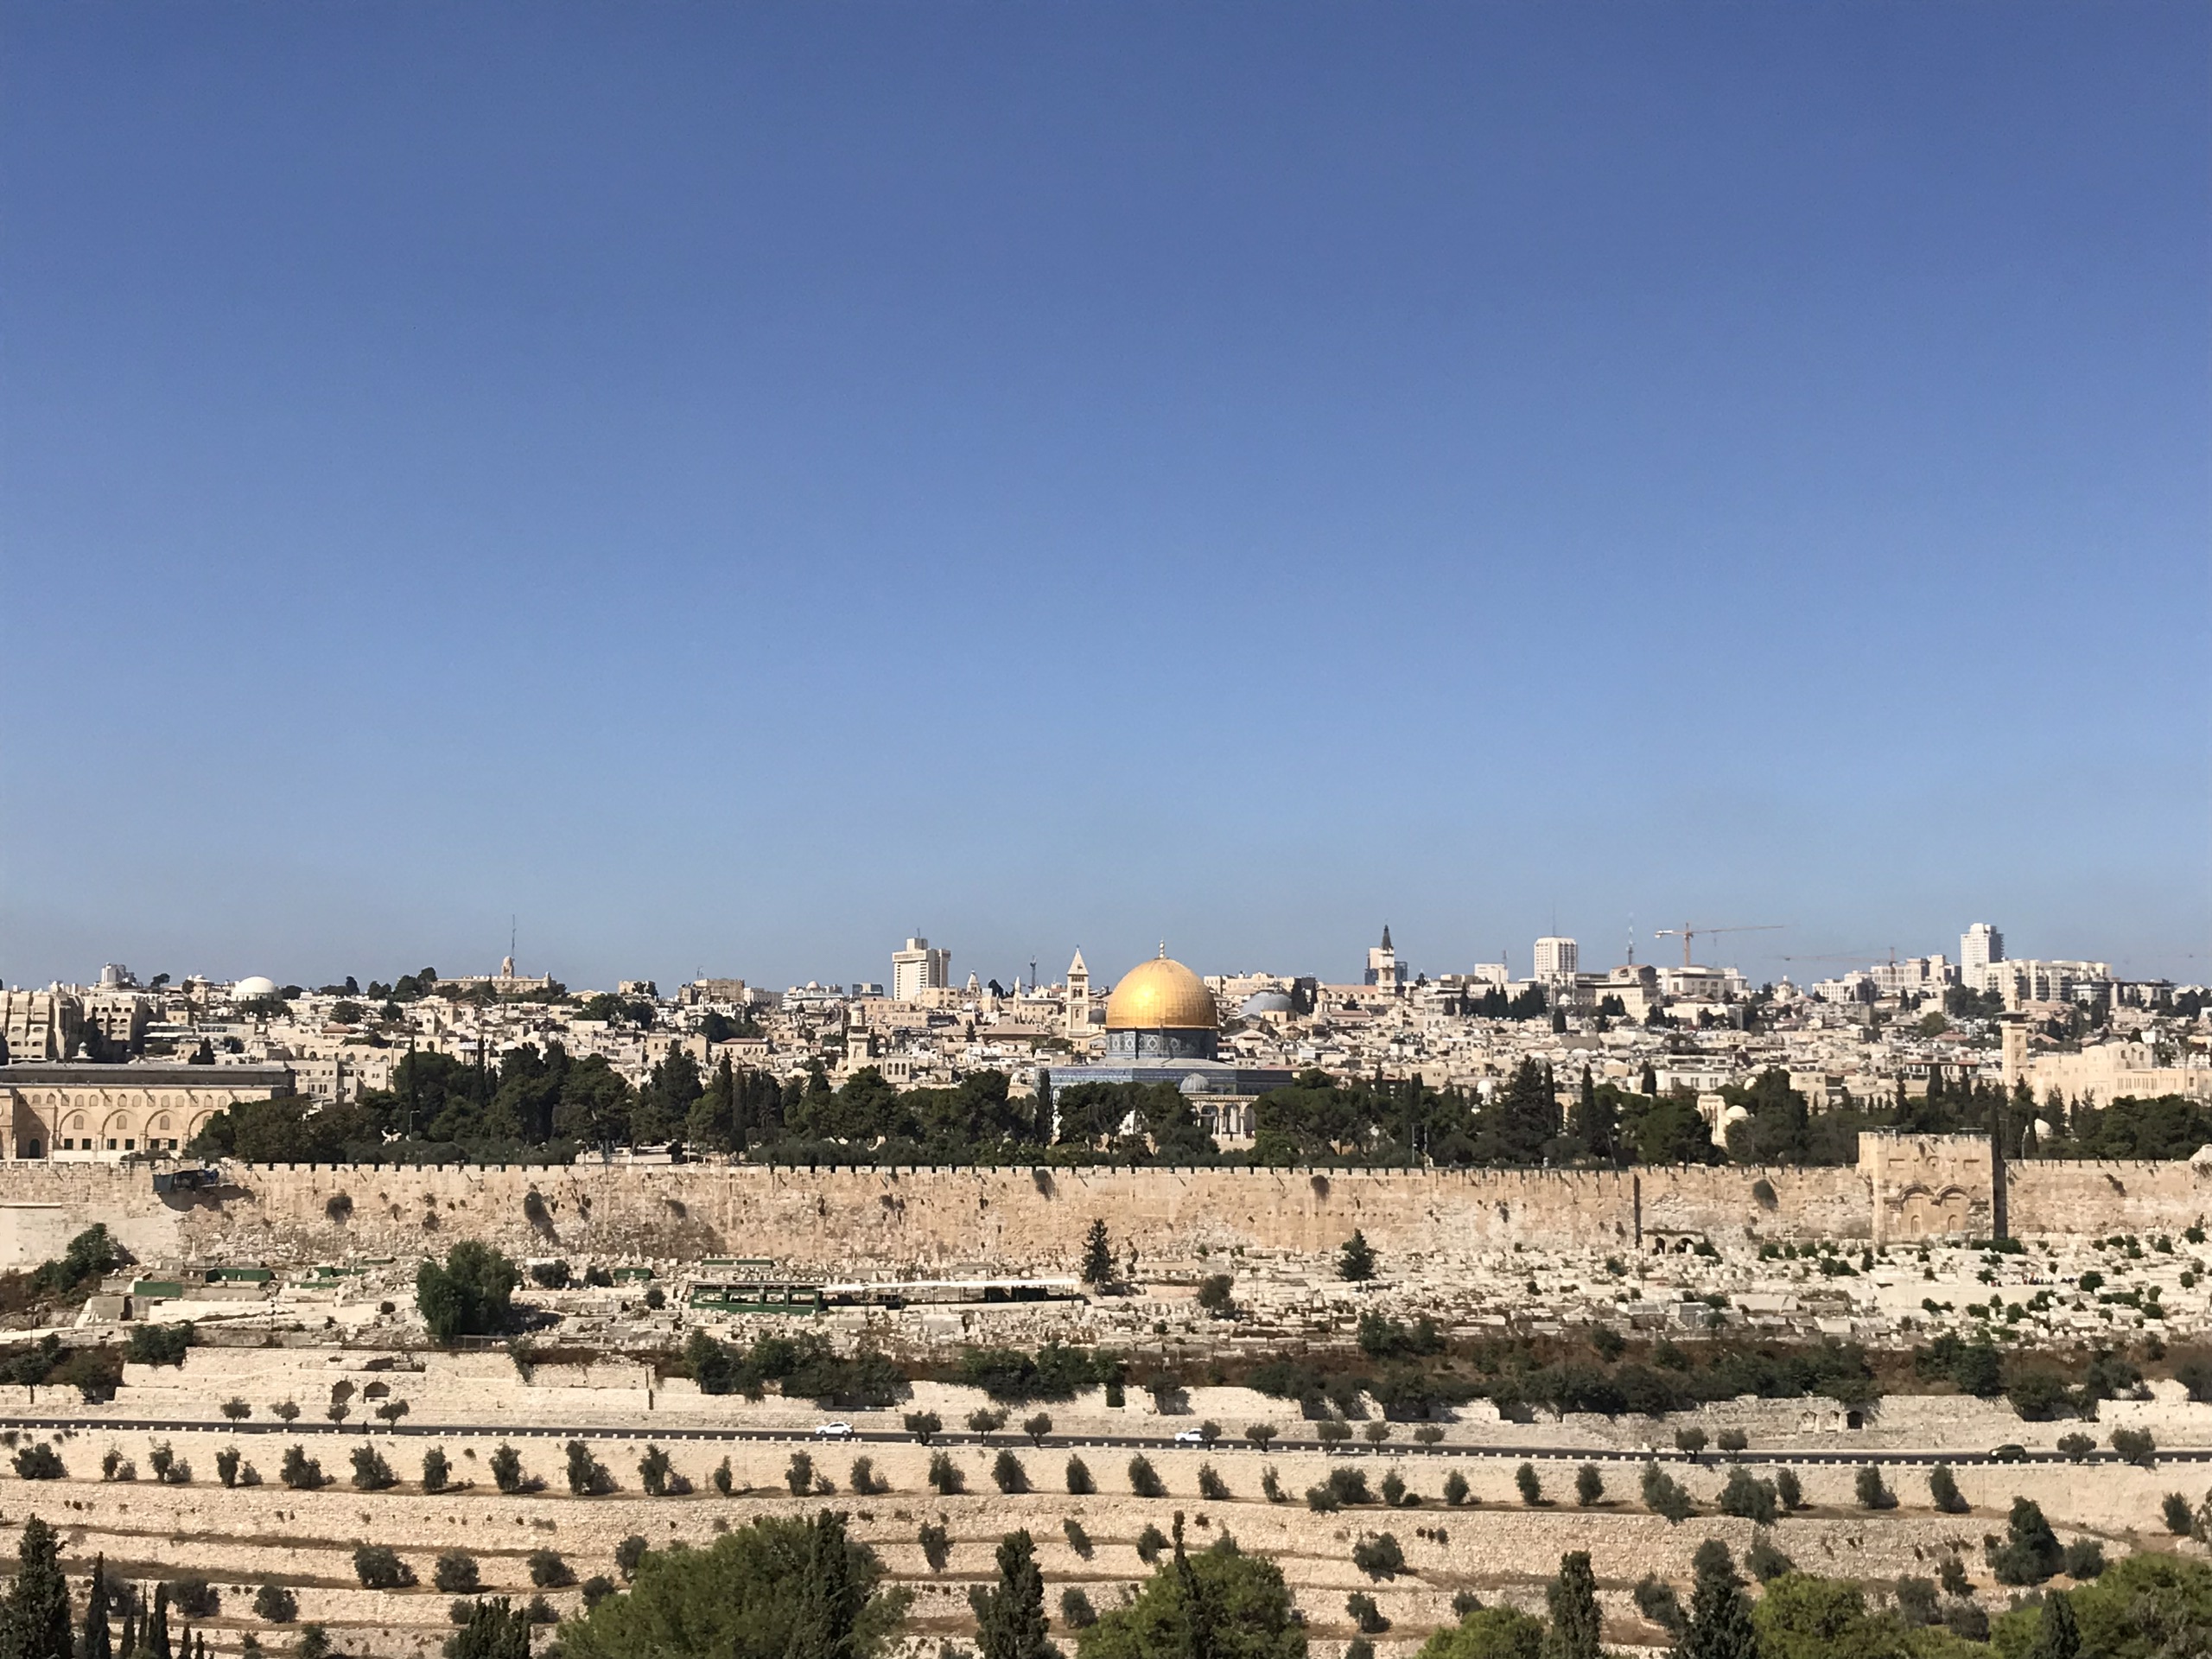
[1065,950,1091,1037]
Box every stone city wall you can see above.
[0,1135,2202,1274]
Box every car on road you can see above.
[1172,1428,1207,1445]
[814,1421,855,1440]
[1993,1444,2028,1463]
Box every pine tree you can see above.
[1079,1221,1113,1286]
[1543,1552,1600,1659]
[1338,1230,1376,1282]
[78,1555,111,1659]
[1675,1543,1756,1659]
[969,1531,1056,1659]
[2030,1590,2079,1659]
[2,1517,73,1659]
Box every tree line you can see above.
[189,1039,2212,1171]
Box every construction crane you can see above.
[1651,922,1784,968]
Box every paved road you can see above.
[0,1415,2202,1468]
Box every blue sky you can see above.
[2,3,2205,995]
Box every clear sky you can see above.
[2,3,2205,995]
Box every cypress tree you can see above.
[79,1556,111,1659]
[1079,1222,1113,1286]
[1675,1542,1756,1659]
[2,1517,73,1659]
[1169,1513,1214,1659]
[117,1592,137,1659]
[145,1584,169,1659]
[2030,1590,2080,1659]
[1543,1552,1600,1659]
[969,1531,1054,1659]
[788,1511,861,1659]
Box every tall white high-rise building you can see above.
[1961,923,2005,989]
[891,937,950,1001]
[1533,937,1578,982]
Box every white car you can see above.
[813,1421,855,1440]
[1172,1428,1207,1445]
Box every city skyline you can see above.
[3,5,2204,995]
[3,911,2183,1005]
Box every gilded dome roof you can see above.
[1104,951,1218,1031]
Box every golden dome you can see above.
[1104,950,1218,1031]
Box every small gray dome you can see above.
[1239,990,1294,1017]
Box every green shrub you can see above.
[1928,1465,1967,1514]
[1745,1535,1794,1582]
[1127,1455,1164,1497]
[2063,1539,2107,1580]
[352,1546,413,1590]
[278,1446,324,1491]
[172,1577,219,1618]
[1633,1574,1682,1634]
[349,1446,395,1491]
[1718,1467,1778,1523]
[126,1323,194,1366]
[1351,1535,1405,1580]
[525,1549,573,1589]
[2111,1427,2157,1467]
[433,1553,479,1594]
[1641,1461,1694,1522]
[253,1584,297,1624]
[564,1440,614,1495]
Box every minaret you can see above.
[1065,950,1090,1038]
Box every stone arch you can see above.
[100,1110,135,1149]
[1895,1183,1969,1239]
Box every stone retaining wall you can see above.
[0,1135,2203,1274]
